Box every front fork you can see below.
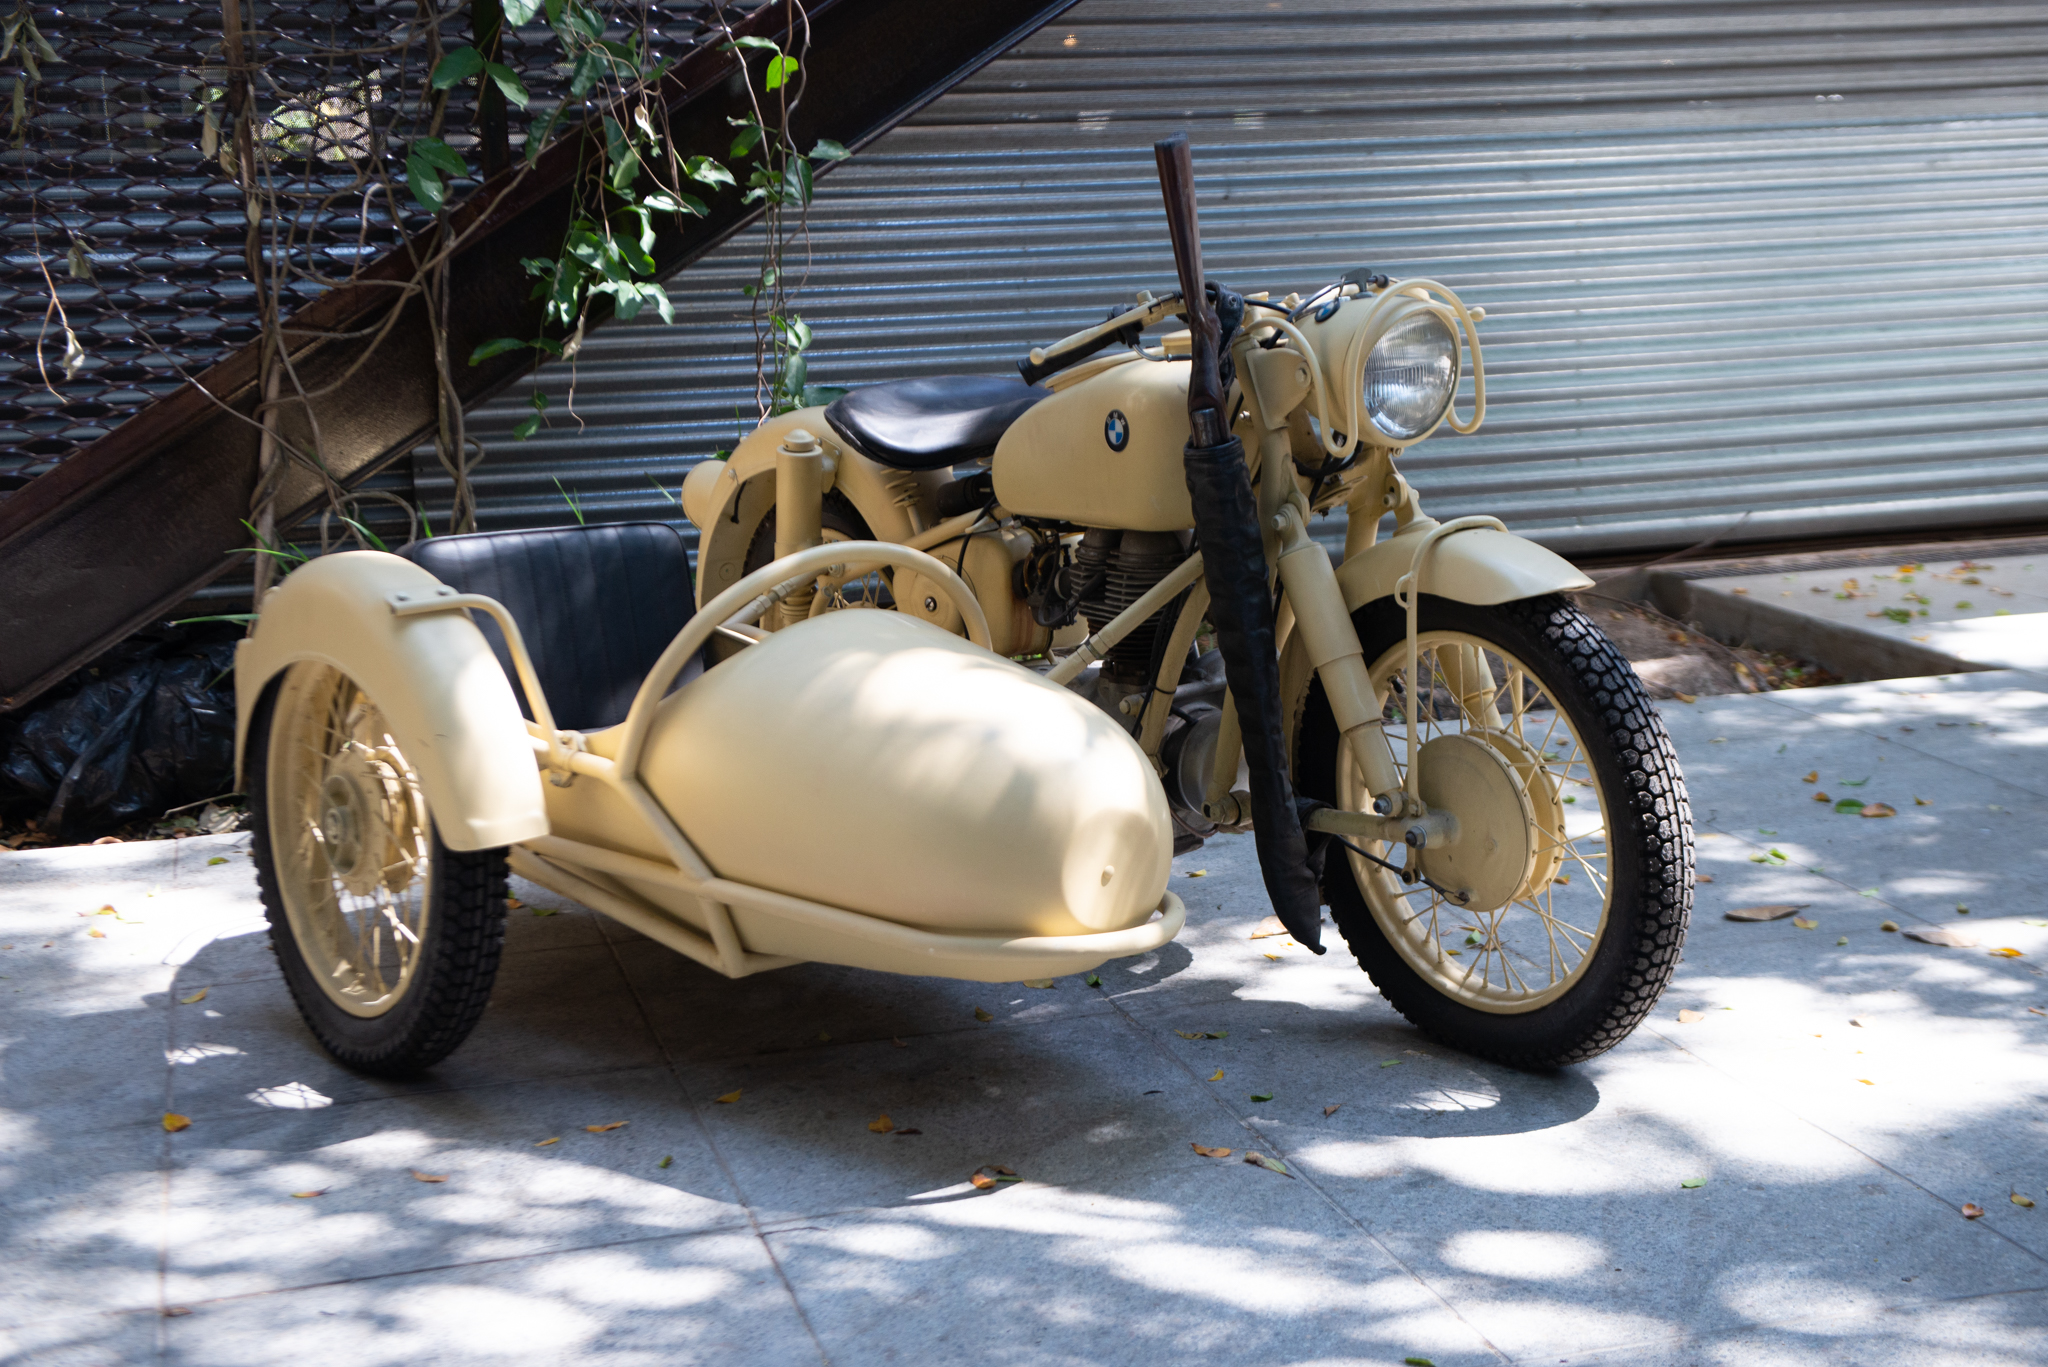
[1188,420,1503,853]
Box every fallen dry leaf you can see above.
[1262,952,1282,961]
[1677,1009,1706,1024]
[1813,792,1832,803]
[968,1165,1020,1190]
[1022,979,1055,989]
[410,1170,447,1183]
[1992,947,2025,958]
[505,897,523,910]
[534,1137,560,1146]
[1793,917,1819,930]
[2013,1193,2036,1209]
[1697,873,1715,883]
[179,988,208,1005]
[1249,916,1288,939]
[868,1114,895,1133]
[715,1090,742,1104]
[162,1113,191,1133]
[1190,1143,1233,1158]
[1175,1029,1227,1040]
[1850,1018,1866,1028]
[973,1007,992,1022]
[1860,802,1897,819]
[87,928,105,939]
[1324,1104,1343,1117]
[894,1128,922,1136]
[1880,921,1900,932]
[1725,904,1807,922]
[585,1121,628,1133]
[1674,692,1697,704]
[288,1190,325,1199]
[1802,771,1819,783]
[1904,926,1979,948]
[1208,1069,1225,1082]
[2029,1008,2046,1016]
[1915,795,1932,806]
[163,1307,191,1318]
[1857,1079,1874,1086]
[1186,869,1208,878]
[1243,1151,1293,1177]
[1962,1203,1985,1219]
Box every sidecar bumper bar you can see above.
[511,833,1187,985]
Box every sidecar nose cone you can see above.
[627,611,1171,938]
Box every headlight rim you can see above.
[1359,304,1461,445]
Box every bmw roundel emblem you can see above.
[1104,409,1130,452]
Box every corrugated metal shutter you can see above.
[432,0,2048,559]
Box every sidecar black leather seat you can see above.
[824,375,1046,471]
[400,522,698,733]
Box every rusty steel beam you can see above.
[0,0,1079,710]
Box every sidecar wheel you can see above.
[248,664,509,1077]
[1296,594,1691,1068]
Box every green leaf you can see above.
[764,53,799,91]
[429,45,485,91]
[405,151,447,212]
[484,61,531,108]
[468,336,533,366]
[503,0,544,24]
[644,283,674,325]
[543,0,564,22]
[1838,776,1870,787]
[640,191,706,216]
[785,153,814,206]
[1680,1177,1706,1189]
[413,137,467,177]
[810,137,851,162]
[513,413,543,440]
[1404,1359,1436,1366]
[724,35,781,52]
[683,154,734,189]
[524,104,565,163]
[338,516,389,553]
[568,48,607,98]
[1084,973,1101,988]
[1834,798,1866,814]
[729,120,763,158]
[1249,1092,1272,1102]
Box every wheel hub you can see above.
[317,752,404,897]
[1414,732,1537,915]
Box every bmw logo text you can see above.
[1104,409,1130,452]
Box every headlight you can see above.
[1362,311,1458,440]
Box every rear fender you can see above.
[687,407,926,611]
[235,551,548,852]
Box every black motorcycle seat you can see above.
[400,522,697,733]
[824,375,1046,471]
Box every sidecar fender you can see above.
[234,551,548,852]
[1334,526,1593,612]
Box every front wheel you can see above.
[1296,594,1691,1067]
[248,663,510,1076]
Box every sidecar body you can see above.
[234,522,1182,990]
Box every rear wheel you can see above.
[1296,594,1691,1067]
[249,663,509,1076]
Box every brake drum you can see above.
[1414,733,1538,915]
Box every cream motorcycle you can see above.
[680,137,1693,1067]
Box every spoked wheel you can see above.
[1297,594,1691,1067]
[248,663,509,1076]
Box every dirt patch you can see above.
[1574,592,1839,700]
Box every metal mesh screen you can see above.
[0,0,750,498]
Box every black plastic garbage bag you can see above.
[0,633,239,840]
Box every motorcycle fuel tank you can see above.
[993,356,1195,531]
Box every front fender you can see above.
[235,551,549,852]
[1335,525,1592,611]
[1281,525,1592,762]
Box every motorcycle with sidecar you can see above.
[237,137,1691,1076]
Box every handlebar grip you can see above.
[1016,328,1117,387]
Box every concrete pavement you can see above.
[3,669,2046,1366]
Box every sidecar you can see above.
[232,516,1182,1075]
